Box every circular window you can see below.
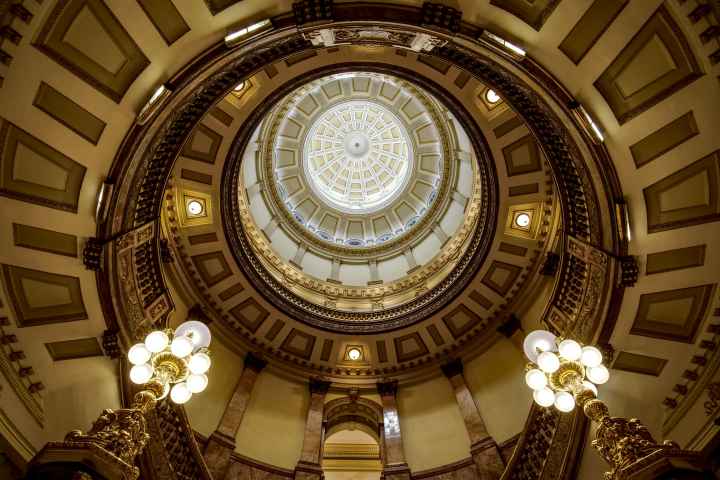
[303,100,413,215]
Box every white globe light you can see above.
[581,346,603,367]
[129,363,154,385]
[533,387,555,407]
[187,374,209,393]
[554,391,576,412]
[170,382,193,404]
[188,352,211,374]
[558,339,582,361]
[523,330,557,362]
[174,320,212,349]
[145,331,169,353]
[525,369,548,390]
[586,365,610,385]
[537,351,560,373]
[171,336,193,358]
[582,380,598,396]
[127,343,151,365]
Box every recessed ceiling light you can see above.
[485,89,501,104]
[187,200,204,216]
[234,81,245,92]
[515,212,531,228]
[347,347,362,361]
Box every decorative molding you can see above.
[82,237,103,271]
[0,323,43,426]
[12,223,78,258]
[101,329,121,359]
[646,245,706,275]
[594,4,703,125]
[45,337,103,361]
[280,328,316,360]
[229,298,269,334]
[559,0,628,65]
[393,332,429,362]
[629,111,699,168]
[0,119,86,212]
[33,81,106,144]
[502,134,542,177]
[442,304,483,339]
[33,0,150,103]
[644,151,720,233]
[1,264,87,326]
[612,351,668,376]
[136,0,189,46]
[489,0,560,31]
[631,284,715,343]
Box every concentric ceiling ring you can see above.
[303,100,413,215]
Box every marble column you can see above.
[497,313,525,351]
[441,359,504,480]
[295,378,331,480]
[377,380,411,480]
[204,352,267,479]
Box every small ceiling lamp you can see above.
[514,212,531,228]
[187,199,204,216]
[485,89,501,104]
[347,347,362,361]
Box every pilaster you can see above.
[295,378,331,480]
[377,380,411,480]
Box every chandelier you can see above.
[126,320,212,404]
[522,329,609,412]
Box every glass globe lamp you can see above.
[537,351,560,373]
[174,320,212,349]
[130,363,154,385]
[171,336,194,358]
[586,365,610,385]
[554,391,575,412]
[523,330,556,363]
[533,387,555,407]
[525,369,548,390]
[170,382,192,404]
[188,352,211,374]
[187,374,209,393]
[558,339,582,361]
[128,344,152,365]
[145,330,169,353]
[581,346,603,367]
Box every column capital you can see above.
[441,358,463,378]
[244,352,267,373]
[496,313,522,338]
[308,377,331,395]
[377,379,398,398]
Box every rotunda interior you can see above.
[0,1,719,479]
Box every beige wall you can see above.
[235,369,309,469]
[397,375,471,471]
[464,340,530,443]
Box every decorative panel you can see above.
[502,135,541,176]
[218,282,244,301]
[33,82,106,144]
[0,120,86,212]
[594,4,702,124]
[426,324,445,346]
[265,319,285,341]
[630,112,699,168]
[191,252,232,287]
[442,304,482,339]
[280,329,316,360]
[481,261,522,296]
[320,339,333,361]
[188,232,218,245]
[34,0,150,102]
[644,152,720,232]
[645,245,706,275]
[499,242,528,257]
[209,104,234,127]
[229,298,269,334]
[181,124,222,164]
[559,0,628,64]
[1,265,87,326]
[469,290,492,310]
[45,337,103,361]
[489,0,560,30]
[393,332,429,362]
[13,223,77,257]
[631,284,715,343]
[612,351,667,376]
[493,116,523,138]
[181,169,213,185]
[508,183,539,197]
[137,0,189,45]
[203,0,242,15]
[376,340,388,363]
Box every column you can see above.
[204,352,267,479]
[496,313,525,351]
[441,359,504,479]
[403,249,418,273]
[377,380,411,480]
[295,378,331,480]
